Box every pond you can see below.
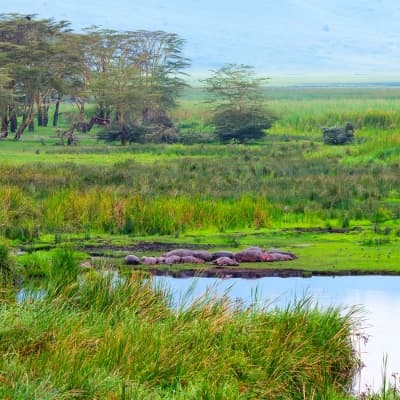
[153,275,400,392]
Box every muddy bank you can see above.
[146,267,400,279]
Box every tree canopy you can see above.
[203,64,275,143]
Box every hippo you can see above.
[234,247,264,262]
[262,251,296,262]
[163,249,212,261]
[212,257,240,267]
[125,254,141,265]
[164,255,182,265]
[141,256,158,265]
[181,255,205,264]
[191,250,212,261]
[267,249,297,259]
[163,249,194,258]
[267,253,292,261]
[211,251,237,261]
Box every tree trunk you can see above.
[15,120,30,140]
[43,104,49,127]
[10,110,17,133]
[37,107,43,126]
[53,97,61,127]
[36,97,43,126]
[15,107,34,140]
[120,118,128,145]
[86,116,95,132]
[29,119,34,132]
[121,127,127,146]
[1,112,8,137]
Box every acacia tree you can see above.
[94,29,189,145]
[203,64,276,143]
[0,14,71,139]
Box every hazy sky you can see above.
[3,0,400,78]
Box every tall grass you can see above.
[0,242,15,285]
[0,161,398,240]
[0,255,360,399]
[1,141,399,239]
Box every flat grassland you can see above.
[1,87,400,274]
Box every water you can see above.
[153,275,400,392]
[16,288,47,302]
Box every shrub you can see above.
[211,107,275,143]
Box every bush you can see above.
[211,108,276,143]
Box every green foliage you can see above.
[86,28,188,145]
[203,64,276,143]
[0,14,74,138]
[203,64,268,108]
[211,107,274,143]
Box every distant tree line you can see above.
[0,14,274,144]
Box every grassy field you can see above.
[0,87,400,274]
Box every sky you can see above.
[3,0,400,81]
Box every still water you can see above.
[153,275,400,392]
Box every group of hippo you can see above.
[125,247,297,267]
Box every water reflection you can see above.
[153,275,400,391]
[16,288,46,303]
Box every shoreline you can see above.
[145,267,400,279]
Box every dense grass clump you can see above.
[0,137,399,239]
[0,255,359,399]
[0,242,16,285]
